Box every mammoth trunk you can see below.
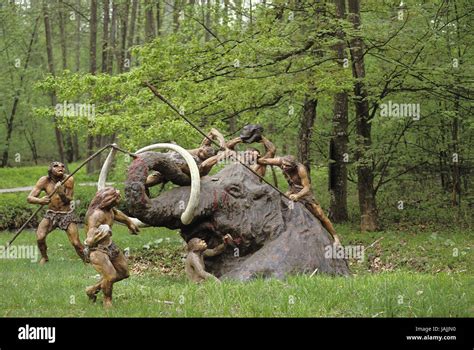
[124,149,201,228]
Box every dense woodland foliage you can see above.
[1,0,472,231]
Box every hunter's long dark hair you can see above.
[86,187,120,218]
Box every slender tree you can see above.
[329,0,349,222]
[298,97,316,174]
[87,0,98,173]
[118,0,130,73]
[127,0,138,66]
[102,0,110,73]
[43,0,66,164]
[348,0,379,231]
[144,0,156,42]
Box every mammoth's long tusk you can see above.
[135,143,200,225]
[98,146,117,191]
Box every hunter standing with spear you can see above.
[27,161,85,264]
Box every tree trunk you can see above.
[75,0,81,71]
[97,0,112,164]
[58,0,68,70]
[144,0,156,42]
[329,0,349,222]
[135,0,142,45]
[297,97,316,175]
[58,0,75,166]
[249,0,253,26]
[101,0,110,73]
[89,0,98,75]
[204,0,211,41]
[156,0,162,36]
[451,97,461,206]
[64,135,74,163]
[127,0,138,65]
[24,127,39,165]
[451,1,462,207]
[173,0,181,33]
[97,0,113,169]
[73,132,79,161]
[348,0,379,231]
[107,0,117,74]
[118,0,129,73]
[43,0,66,164]
[73,0,81,162]
[87,0,98,174]
[439,114,451,192]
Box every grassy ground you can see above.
[0,225,472,317]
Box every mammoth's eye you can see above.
[226,184,242,198]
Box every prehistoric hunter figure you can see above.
[27,161,84,264]
[222,137,276,177]
[185,234,234,283]
[201,124,276,176]
[83,187,139,308]
[258,155,341,246]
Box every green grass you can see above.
[0,225,472,317]
[340,225,473,275]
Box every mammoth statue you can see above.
[103,145,350,281]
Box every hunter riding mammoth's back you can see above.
[125,153,350,280]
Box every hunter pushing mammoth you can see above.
[257,154,342,246]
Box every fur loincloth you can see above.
[90,242,121,260]
[44,209,79,231]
